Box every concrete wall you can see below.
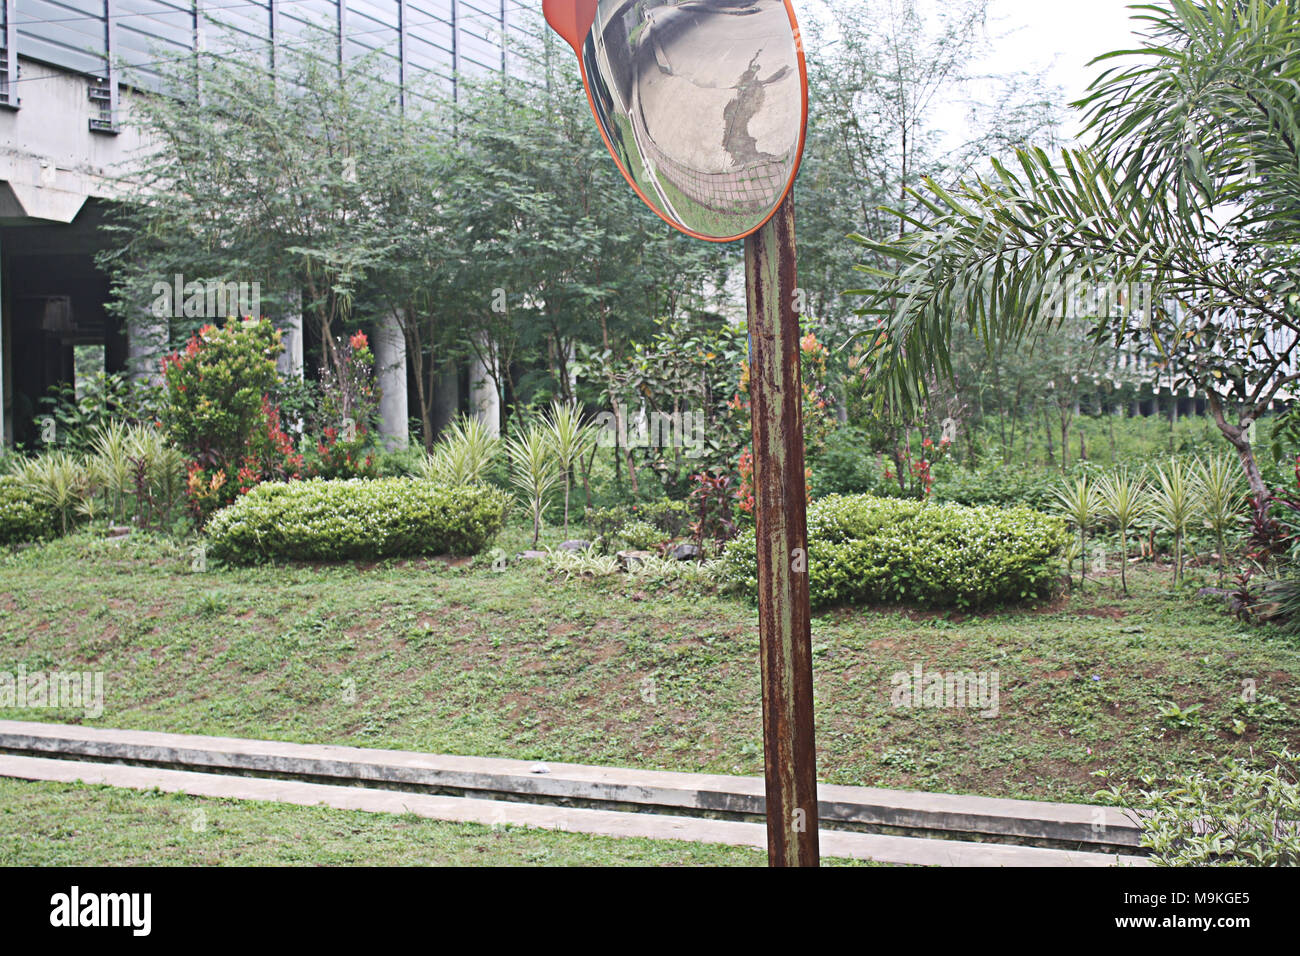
[0,58,150,225]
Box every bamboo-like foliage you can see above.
[543,400,597,538]
[419,417,501,486]
[1078,0,1300,246]
[1097,467,1149,595]
[1192,454,1248,583]
[507,425,562,549]
[1148,459,1201,586]
[19,422,186,533]
[1053,475,1101,588]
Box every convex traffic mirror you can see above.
[544,0,808,241]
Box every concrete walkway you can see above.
[0,720,1148,867]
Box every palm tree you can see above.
[848,1,1300,505]
[1053,475,1100,588]
[1097,467,1148,595]
[506,424,561,548]
[1192,454,1247,584]
[543,400,596,538]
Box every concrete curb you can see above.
[0,719,1141,850]
[0,754,1148,867]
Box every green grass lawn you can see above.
[1,523,1297,810]
[0,778,789,866]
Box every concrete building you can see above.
[0,0,532,447]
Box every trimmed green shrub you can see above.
[721,494,1067,610]
[206,478,510,564]
[0,475,59,545]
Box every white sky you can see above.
[981,0,1150,137]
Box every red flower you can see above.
[350,331,368,351]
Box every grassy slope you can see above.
[0,527,1297,807]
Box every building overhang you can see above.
[0,179,88,224]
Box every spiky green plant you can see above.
[89,420,132,522]
[15,451,93,533]
[1053,474,1101,588]
[122,424,186,528]
[1192,455,1247,584]
[1097,468,1148,595]
[1148,459,1200,586]
[543,400,596,538]
[506,424,561,548]
[419,417,500,486]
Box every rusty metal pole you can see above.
[743,193,819,867]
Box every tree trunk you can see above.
[1042,405,1055,465]
[1207,393,1268,517]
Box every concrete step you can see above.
[0,754,1148,867]
[0,719,1141,850]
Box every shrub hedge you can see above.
[0,475,58,546]
[206,478,510,564]
[721,494,1067,610]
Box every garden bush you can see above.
[37,372,163,452]
[586,499,693,545]
[720,494,1067,610]
[206,478,510,564]
[0,475,58,545]
[1099,751,1300,866]
[161,318,306,523]
[930,463,1066,510]
[808,426,908,499]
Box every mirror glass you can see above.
[579,0,805,241]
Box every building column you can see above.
[431,358,460,438]
[127,309,169,385]
[276,289,303,380]
[374,310,408,450]
[0,233,8,447]
[469,334,500,438]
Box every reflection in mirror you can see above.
[581,0,803,240]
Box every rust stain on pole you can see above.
[743,193,819,867]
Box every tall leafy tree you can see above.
[100,27,420,386]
